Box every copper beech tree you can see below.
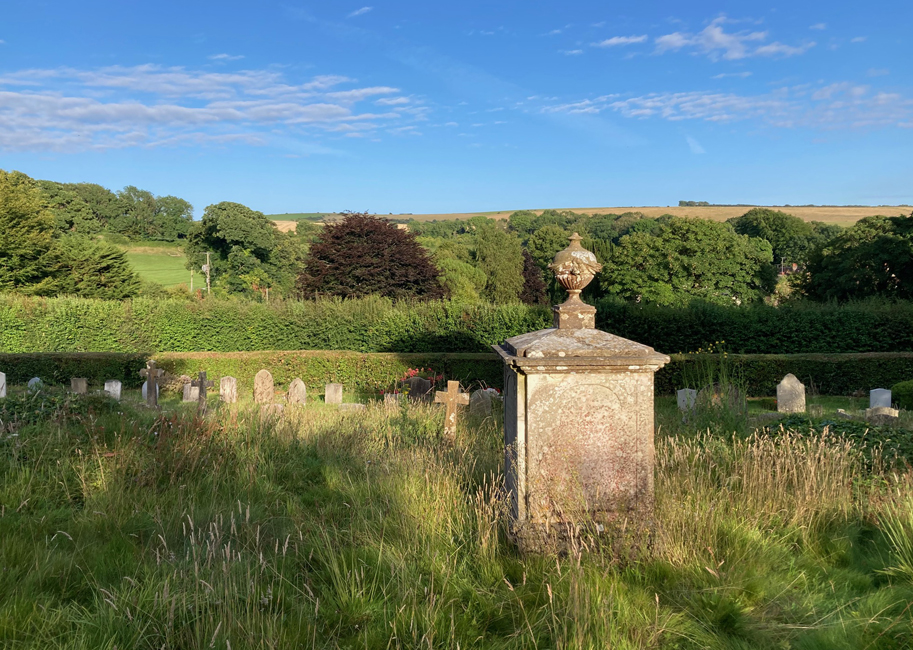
[298,213,444,299]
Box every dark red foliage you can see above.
[520,249,549,305]
[297,213,444,299]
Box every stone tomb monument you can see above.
[104,380,122,401]
[287,378,307,405]
[677,388,697,411]
[71,378,88,395]
[776,374,806,413]
[0,372,6,399]
[494,234,669,552]
[254,370,274,404]
[220,376,238,403]
[325,383,343,405]
[870,388,892,409]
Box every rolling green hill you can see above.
[120,244,189,287]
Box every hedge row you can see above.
[2,294,913,355]
[2,351,911,397]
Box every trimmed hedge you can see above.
[2,350,911,398]
[3,294,913,356]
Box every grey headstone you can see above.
[104,380,122,401]
[325,383,343,405]
[287,378,307,405]
[254,370,274,404]
[182,383,199,402]
[870,389,892,409]
[402,376,433,403]
[27,377,43,392]
[676,388,697,411]
[220,376,238,403]
[0,372,5,399]
[339,403,366,412]
[776,374,806,413]
[141,380,160,401]
[470,389,493,417]
[70,378,88,394]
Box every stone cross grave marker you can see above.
[776,374,806,413]
[435,380,470,437]
[139,360,164,409]
[220,376,238,403]
[71,378,88,395]
[191,371,215,414]
[325,383,343,405]
[104,380,122,401]
[287,378,307,405]
[870,388,892,409]
[677,388,697,411]
[0,372,5,399]
[254,370,274,404]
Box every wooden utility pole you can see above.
[204,252,212,295]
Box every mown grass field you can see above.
[1,386,912,649]
[118,243,189,288]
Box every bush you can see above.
[0,353,147,387]
[892,380,913,410]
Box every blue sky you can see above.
[1,1,911,215]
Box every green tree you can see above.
[113,186,157,239]
[70,183,124,230]
[727,208,815,265]
[526,225,569,270]
[38,181,101,234]
[55,237,141,299]
[507,210,536,235]
[0,170,62,295]
[299,213,444,299]
[474,223,523,303]
[153,195,194,241]
[437,258,487,302]
[519,249,548,305]
[803,213,913,301]
[601,217,775,306]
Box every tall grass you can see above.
[1,397,912,648]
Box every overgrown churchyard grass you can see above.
[1,393,913,648]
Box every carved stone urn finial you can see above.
[548,232,603,330]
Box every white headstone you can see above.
[0,372,5,399]
[27,377,43,392]
[220,376,238,403]
[104,380,122,401]
[870,389,892,409]
[325,383,343,405]
[677,388,697,411]
[142,380,160,401]
[182,383,199,402]
[776,374,806,413]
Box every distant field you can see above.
[123,247,188,288]
[270,206,910,230]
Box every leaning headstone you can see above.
[0,372,6,399]
[220,376,238,404]
[191,371,214,414]
[27,377,43,393]
[776,374,806,413]
[677,388,697,411]
[70,378,88,395]
[494,233,670,553]
[325,383,343,405]
[470,389,493,417]
[139,360,164,408]
[435,381,470,436]
[254,370,274,404]
[104,380,122,401]
[866,406,900,425]
[870,389,892,408]
[287,378,307,405]
[402,376,433,403]
[182,383,199,402]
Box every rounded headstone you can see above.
[27,377,43,392]
[254,370,274,404]
[287,378,307,405]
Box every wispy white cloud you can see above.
[560,49,584,56]
[593,35,647,47]
[347,6,372,18]
[375,96,410,105]
[712,71,752,79]
[686,135,706,154]
[868,68,889,77]
[654,16,812,60]
[851,36,867,43]
[208,53,244,62]
[0,64,417,152]
[809,23,827,30]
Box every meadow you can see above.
[1,389,912,649]
[117,242,189,288]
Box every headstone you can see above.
[182,383,199,402]
[776,374,806,413]
[402,376,433,403]
[866,406,900,425]
[435,381,470,436]
[383,393,402,410]
[325,383,343,405]
[104,380,122,401]
[339,403,366,412]
[870,389,892,409]
[836,409,853,420]
[697,384,746,412]
[254,370,274,404]
[220,376,238,403]
[494,233,670,553]
[139,360,164,408]
[260,403,284,419]
[191,371,215,414]
[0,372,6,399]
[676,388,697,411]
[27,377,43,392]
[287,378,307,405]
[470,389,493,417]
[70,378,88,395]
